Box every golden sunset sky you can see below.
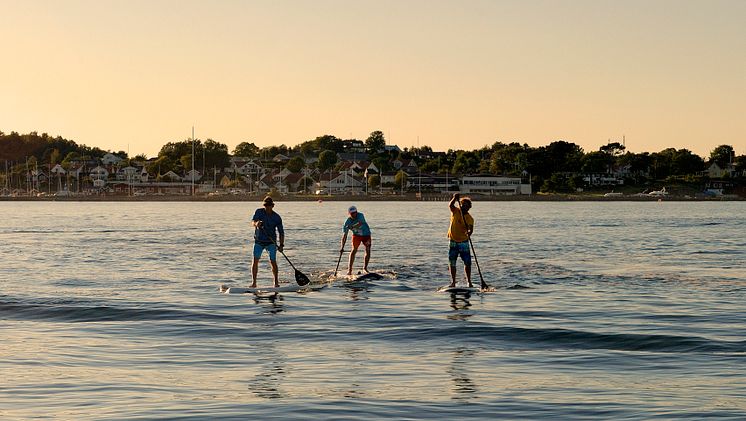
[1,0,744,157]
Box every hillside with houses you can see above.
[1,130,744,198]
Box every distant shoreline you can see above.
[2,194,743,202]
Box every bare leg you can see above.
[347,247,358,275]
[449,265,457,287]
[270,260,279,287]
[363,244,371,272]
[251,257,259,287]
[465,264,473,288]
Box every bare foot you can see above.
[363,268,370,274]
[250,283,257,288]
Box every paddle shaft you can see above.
[259,224,300,272]
[456,199,487,289]
[334,232,348,277]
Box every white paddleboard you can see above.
[437,286,481,294]
[220,284,305,294]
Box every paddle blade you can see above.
[295,269,311,286]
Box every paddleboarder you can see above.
[251,196,284,288]
[341,205,372,275]
[448,193,473,288]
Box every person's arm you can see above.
[277,216,285,251]
[339,231,348,253]
[466,216,474,237]
[449,193,460,212]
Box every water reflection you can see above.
[447,293,473,321]
[252,293,284,314]
[247,341,287,399]
[447,347,478,400]
[343,284,371,301]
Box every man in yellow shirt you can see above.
[447,193,474,288]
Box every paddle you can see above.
[334,232,348,277]
[456,198,488,290]
[259,224,310,286]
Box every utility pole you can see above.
[191,126,195,196]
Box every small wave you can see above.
[0,299,227,323]
[363,324,746,354]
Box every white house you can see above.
[459,175,532,195]
[161,171,182,182]
[102,153,124,166]
[66,165,85,179]
[50,164,66,176]
[184,169,202,182]
[117,166,140,181]
[272,154,290,163]
[392,158,417,172]
[231,158,264,176]
[706,162,735,178]
[317,171,365,194]
[272,168,292,182]
[89,166,109,182]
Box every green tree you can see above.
[365,131,386,154]
[581,151,611,173]
[372,156,392,173]
[233,141,260,157]
[671,149,704,175]
[180,154,192,172]
[202,139,230,170]
[146,155,177,175]
[600,142,626,157]
[709,145,735,166]
[451,151,479,175]
[318,150,338,173]
[368,174,380,191]
[394,170,408,191]
[286,156,305,173]
[49,149,61,165]
[541,173,573,193]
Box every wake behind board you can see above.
[352,272,383,282]
[437,285,481,294]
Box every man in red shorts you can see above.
[340,205,372,275]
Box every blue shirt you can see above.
[343,212,371,237]
[252,208,284,244]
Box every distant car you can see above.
[648,187,669,197]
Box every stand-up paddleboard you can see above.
[437,285,481,294]
[352,272,383,282]
[220,284,315,294]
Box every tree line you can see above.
[1,129,743,192]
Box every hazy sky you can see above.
[1,0,744,158]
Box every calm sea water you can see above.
[1,200,745,420]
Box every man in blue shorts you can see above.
[341,205,372,275]
[448,193,473,288]
[251,196,284,287]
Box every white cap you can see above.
[348,205,357,213]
